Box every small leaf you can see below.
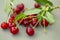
[35,0,53,6]
[4,2,8,12]
[6,6,12,14]
[35,0,47,5]
[14,13,26,22]
[24,9,41,15]
[10,0,14,2]
[45,11,55,24]
[46,1,53,6]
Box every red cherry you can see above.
[9,17,15,23]
[41,19,49,27]
[13,7,21,14]
[8,22,16,28]
[17,18,23,25]
[10,27,19,35]
[10,13,17,18]
[34,3,40,8]
[1,22,9,29]
[31,18,38,26]
[17,3,24,11]
[26,27,34,36]
[22,18,30,27]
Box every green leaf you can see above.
[35,0,53,6]
[10,0,14,2]
[4,1,12,14]
[6,6,12,14]
[14,13,26,22]
[35,0,47,5]
[46,1,53,6]
[24,9,41,15]
[45,11,55,24]
[4,2,8,12]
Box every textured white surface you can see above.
[0,0,60,40]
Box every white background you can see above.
[0,0,60,40]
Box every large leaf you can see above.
[45,12,55,24]
[14,13,26,22]
[24,9,41,15]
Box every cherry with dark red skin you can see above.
[22,18,30,27]
[34,3,40,8]
[17,18,23,25]
[13,3,24,14]
[10,13,17,18]
[1,22,9,29]
[8,22,16,28]
[41,19,49,27]
[26,27,34,36]
[10,27,19,35]
[9,17,15,23]
[30,18,38,26]
[13,7,21,14]
[17,3,24,11]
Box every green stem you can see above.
[51,6,60,10]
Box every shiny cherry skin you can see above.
[10,13,17,18]
[26,27,34,36]
[41,19,49,27]
[22,18,30,27]
[17,3,24,11]
[9,17,15,23]
[8,22,16,28]
[17,18,23,25]
[34,3,40,8]
[10,27,19,35]
[30,18,38,26]
[1,22,9,29]
[13,7,21,14]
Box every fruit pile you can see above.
[0,0,60,36]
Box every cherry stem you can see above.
[52,6,60,10]
[33,21,39,29]
[43,19,46,32]
[25,16,37,19]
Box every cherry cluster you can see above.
[0,3,49,36]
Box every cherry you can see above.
[13,7,21,14]
[26,27,34,36]
[34,3,40,8]
[22,18,30,27]
[41,19,49,27]
[1,22,9,29]
[17,3,24,11]
[17,18,23,24]
[30,18,38,26]
[9,17,15,23]
[10,13,17,18]
[8,22,16,28]
[10,27,19,35]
